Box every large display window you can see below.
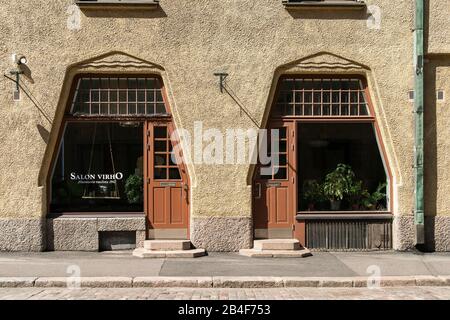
[50,122,144,213]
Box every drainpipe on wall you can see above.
[414,0,425,246]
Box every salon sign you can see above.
[70,172,124,184]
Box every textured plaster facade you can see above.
[0,0,448,251]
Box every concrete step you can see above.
[239,248,312,258]
[253,239,301,251]
[143,240,191,251]
[133,248,206,258]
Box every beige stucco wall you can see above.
[427,0,450,54]
[0,0,448,250]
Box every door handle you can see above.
[255,183,262,199]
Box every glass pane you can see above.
[154,168,167,180]
[278,154,287,165]
[169,168,181,180]
[169,151,178,165]
[156,103,166,114]
[154,141,167,152]
[274,167,287,180]
[154,127,167,138]
[279,141,287,153]
[154,154,167,166]
[50,122,144,213]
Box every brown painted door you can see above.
[253,122,296,239]
[145,121,189,239]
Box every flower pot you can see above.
[330,200,341,211]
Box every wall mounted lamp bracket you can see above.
[213,72,228,93]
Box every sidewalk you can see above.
[0,251,449,288]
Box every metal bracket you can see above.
[213,72,228,93]
[9,70,24,100]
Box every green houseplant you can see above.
[347,180,366,210]
[125,174,143,204]
[362,182,387,210]
[302,180,324,211]
[323,164,355,211]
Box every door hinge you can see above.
[147,178,150,184]
[147,130,151,137]
[147,144,150,151]
[292,224,296,231]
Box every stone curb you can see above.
[0,276,448,288]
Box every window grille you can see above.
[274,78,370,117]
[70,77,168,116]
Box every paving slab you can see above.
[160,252,356,277]
[331,252,433,276]
[0,251,164,277]
[0,251,449,279]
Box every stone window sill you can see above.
[282,0,366,10]
[75,0,160,10]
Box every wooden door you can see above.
[253,122,296,239]
[145,121,189,239]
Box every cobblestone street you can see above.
[0,287,449,300]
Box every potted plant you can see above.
[347,180,365,211]
[302,180,324,211]
[362,182,387,210]
[323,164,355,211]
[125,174,143,204]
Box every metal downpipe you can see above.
[414,0,425,246]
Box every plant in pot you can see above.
[125,174,143,204]
[347,180,366,211]
[323,164,355,211]
[302,180,324,211]
[362,182,387,210]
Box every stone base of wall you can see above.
[191,217,252,252]
[425,216,450,252]
[394,215,450,252]
[46,216,146,251]
[0,218,46,252]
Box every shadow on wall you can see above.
[36,124,50,144]
[80,7,167,19]
[422,1,450,252]
[424,56,450,252]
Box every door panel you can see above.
[145,121,189,238]
[253,122,295,237]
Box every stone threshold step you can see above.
[253,239,302,251]
[133,248,206,258]
[239,248,312,258]
[1,276,449,288]
[143,240,191,251]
